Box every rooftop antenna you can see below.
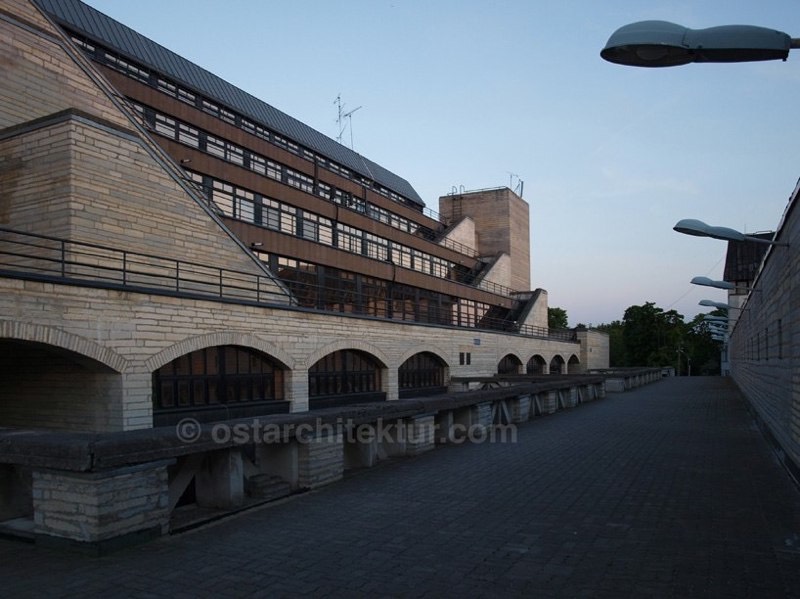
[334,94,362,149]
[507,172,524,197]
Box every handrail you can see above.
[0,226,291,306]
[0,226,577,343]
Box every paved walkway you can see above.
[1,377,799,598]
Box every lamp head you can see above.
[699,299,732,310]
[691,276,735,290]
[674,219,747,242]
[601,21,792,67]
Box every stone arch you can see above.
[151,343,292,425]
[397,344,450,369]
[307,344,388,409]
[498,352,523,375]
[304,339,389,370]
[0,320,126,373]
[549,354,566,375]
[145,331,296,372]
[526,354,547,374]
[567,354,581,374]
[398,350,449,399]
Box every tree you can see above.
[596,320,625,366]
[682,310,724,375]
[597,302,723,374]
[621,302,685,368]
[548,307,568,329]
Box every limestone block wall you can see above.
[31,460,170,543]
[1,0,288,300]
[728,183,800,474]
[439,188,531,292]
[477,252,511,291]
[0,276,583,432]
[0,0,130,131]
[440,217,476,255]
[516,288,549,331]
[576,329,611,372]
[1,102,287,304]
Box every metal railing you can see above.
[0,226,291,306]
[0,226,578,343]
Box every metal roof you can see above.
[35,0,425,208]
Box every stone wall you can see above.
[576,329,611,373]
[477,252,512,290]
[440,216,477,254]
[0,0,130,131]
[32,461,170,544]
[0,276,584,432]
[1,0,287,298]
[439,188,531,292]
[729,180,800,476]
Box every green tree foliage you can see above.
[597,302,722,375]
[595,320,625,366]
[548,307,568,329]
[683,310,726,375]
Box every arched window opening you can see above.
[498,354,522,375]
[526,355,547,375]
[549,355,565,375]
[308,349,384,409]
[567,354,581,374]
[153,345,287,425]
[399,352,447,398]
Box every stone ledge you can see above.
[0,377,610,473]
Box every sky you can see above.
[82,0,800,327]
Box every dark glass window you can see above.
[399,352,445,391]
[308,350,381,398]
[498,354,521,375]
[153,346,284,412]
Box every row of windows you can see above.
[138,101,432,244]
[185,171,460,282]
[71,34,419,211]
[71,34,487,260]
[265,256,493,328]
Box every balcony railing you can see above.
[0,226,578,344]
[0,226,290,306]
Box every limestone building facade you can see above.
[0,0,609,434]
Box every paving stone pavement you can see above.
[1,377,799,598]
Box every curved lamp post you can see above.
[601,21,799,67]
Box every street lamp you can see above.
[601,21,799,67]
[690,276,734,290]
[699,299,733,310]
[703,315,728,323]
[673,219,787,246]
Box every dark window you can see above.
[308,350,382,404]
[498,354,521,375]
[153,346,284,413]
[399,352,445,395]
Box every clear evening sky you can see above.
[82,0,800,326]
